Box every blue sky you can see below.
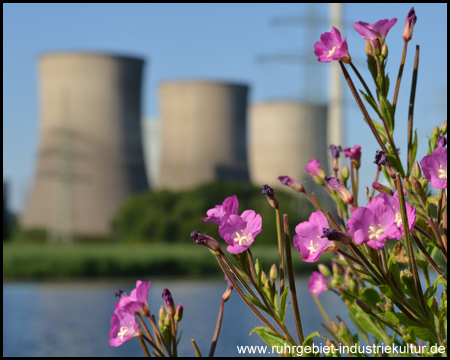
[3,3,447,213]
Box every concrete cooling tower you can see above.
[21,52,148,238]
[157,81,249,190]
[249,102,329,190]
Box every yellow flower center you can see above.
[438,165,447,180]
[234,230,252,246]
[118,326,133,340]
[369,224,385,240]
[327,46,338,58]
[394,212,403,228]
[306,237,322,254]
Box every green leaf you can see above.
[303,331,320,348]
[279,285,290,322]
[360,90,382,119]
[379,94,395,134]
[359,288,381,309]
[387,251,402,289]
[409,129,418,172]
[378,284,403,303]
[385,153,404,176]
[371,118,388,143]
[249,326,290,350]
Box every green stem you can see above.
[313,295,332,328]
[283,214,304,344]
[392,41,409,115]
[338,61,388,153]
[396,174,427,315]
[411,230,447,280]
[138,335,151,357]
[275,207,285,294]
[191,339,202,357]
[406,45,419,174]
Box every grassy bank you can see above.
[3,242,327,279]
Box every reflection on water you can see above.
[3,277,350,357]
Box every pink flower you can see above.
[314,27,351,63]
[377,191,416,236]
[344,145,362,169]
[116,280,151,316]
[109,309,141,347]
[202,195,239,226]
[354,18,397,45]
[308,271,328,296]
[420,147,447,189]
[347,195,403,250]
[219,210,262,254]
[293,211,337,262]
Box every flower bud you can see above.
[262,184,279,209]
[432,126,440,148]
[162,288,176,317]
[441,290,447,305]
[402,7,417,43]
[332,261,343,276]
[412,178,423,195]
[437,136,447,148]
[322,227,352,245]
[419,177,428,190]
[164,313,171,328]
[260,271,268,285]
[318,264,331,277]
[372,181,394,195]
[159,305,166,321]
[325,176,355,206]
[269,264,278,281]
[356,300,373,315]
[381,44,388,60]
[278,176,305,193]
[341,165,349,182]
[372,38,381,57]
[400,269,416,297]
[412,161,422,179]
[440,120,447,135]
[174,304,184,322]
[403,177,412,193]
[191,230,221,253]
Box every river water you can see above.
[3,277,350,357]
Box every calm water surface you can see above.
[3,277,350,357]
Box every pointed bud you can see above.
[372,181,394,195]
[269,264,278,281]
[318,264,331,277]
[164,313,171,328]
[376,303,385,313]
[402,7,417,42]
[159,305,166,321]
[403,177,412,192]
[191,230,221,253]
[324,176,355,206]
[278,176,305,193]
[440,120,447,135]
[162,288,176,316]
[260,271,268,285]
[432,126,440,148]
[262,184,279,209]
[412,161,422,179]
[381,44,388,59]
[412,178,423,195]
[419,177,428,190]
[174,304,183,322]
[341,165,349,182]
[322,227,351,245]
[356,300,373,315]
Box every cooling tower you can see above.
[157,81,249,190]
[249,101,329,190]
[21,52,148,237]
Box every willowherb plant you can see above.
[109,7,447,357]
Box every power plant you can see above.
[157,81,250,190]
[248,102,329,189]
[20,52,148,239]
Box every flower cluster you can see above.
[202,195,262,254]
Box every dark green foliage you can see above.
[112,181,314,245]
